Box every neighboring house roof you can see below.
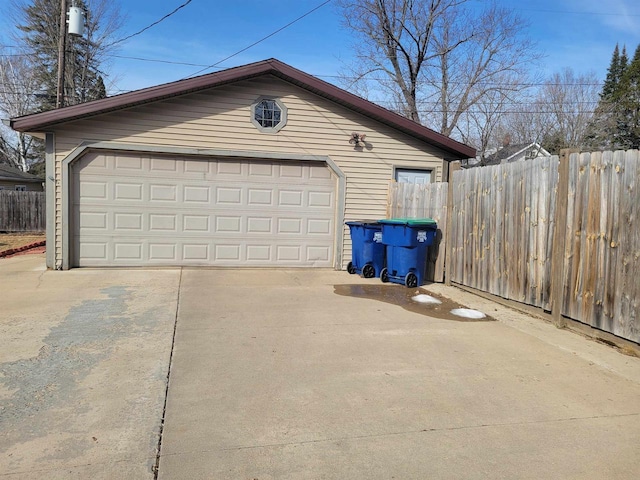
[483,142,550,166]
[10,58,475,159]
[0,164,43,183]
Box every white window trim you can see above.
[393,168,433,184]
[251,96,288,133]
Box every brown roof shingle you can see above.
[10,58,475,159]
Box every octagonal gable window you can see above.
[251,97,287,133]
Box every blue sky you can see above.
[2,0,640,94]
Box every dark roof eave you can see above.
[10,61,274,132]
[10,58,476,159]
[0,176,43,182]
[268,68,475,159]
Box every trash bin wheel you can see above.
[405,272,418,288]
[380,268,389,283]
[362,264,375,278]
[347,262,357,274]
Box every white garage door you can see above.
[72,151,336,267]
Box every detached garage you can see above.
[10,58,474,270]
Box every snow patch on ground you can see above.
[411,294,442,305]
[450,308,486,319]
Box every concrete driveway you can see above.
[2,255,640,479]
[0,254,180,479]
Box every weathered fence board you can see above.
[561,149,640,343]
[0,191,46,232]
[449,156,559,311]
[387,181,448,282]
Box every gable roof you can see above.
[484,142,550,165]
[0,164,43,183]
[9,58,475,159]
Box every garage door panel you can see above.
[216,161,242,175]
[114,243,143,260]
[74,238,334,267]
[247,188,273,205]
[310,164,333,179]
[249,162,274,176]
[115,182,143,201]
[150,157,178,172]
[149,214,177,231]
[115,156,142,170]
[216,187,242,204]
[73,153,335,267]
[149,243,177,260]
[114,213,143,230]
[81,181,108,199]
[216,216,242,233]
[149,184,177,202]
[247,217,272,233]
[79,242,107,261]
[309,191,333,207]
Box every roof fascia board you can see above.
[11,59,475,159]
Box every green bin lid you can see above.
[378,218,437,227]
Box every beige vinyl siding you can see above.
[51,75,452,268]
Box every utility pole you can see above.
[56,0,68,109]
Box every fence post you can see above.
[550,149,577,327]
[444,160,461,286]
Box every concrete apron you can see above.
[159,269,640,480]
[0,254,180,479]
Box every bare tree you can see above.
[492,69,600,154]
[540,69,600,151]
[0,54,41,171]
[457,81,520,164]
[338,0,539,137]
[490,98,552,149]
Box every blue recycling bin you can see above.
[346,221,385,278]
[379,218,437,287]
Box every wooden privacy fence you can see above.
[387,181,448,282]
[558,150,640,342]
[449,156,558,310]
[389,150,640,343]
[0,191,46,232]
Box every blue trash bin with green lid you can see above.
[378,218,437,287]
[346,221,385,278]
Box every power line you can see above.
[514,7,640,17]
[106,0,193,48]
[181,0,332,79]
[109,54,213,68]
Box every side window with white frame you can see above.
[15,185,27,191]
[395,168,432,185]
[251,96,288,133]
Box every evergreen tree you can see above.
[601,44,622,100]
[617,45,640,148]
[16,0,120,111]
[584,43,640,149]
[600,45,628,100]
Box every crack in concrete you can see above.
[152,268,183,479]
[156,411,640,457]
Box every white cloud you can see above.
[565,0,640,34]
